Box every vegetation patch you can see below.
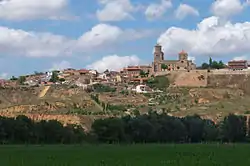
[1,144,250,165]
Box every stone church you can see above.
[152,44,196,73]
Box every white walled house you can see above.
[97,73,107,80]
[132,85,149,93]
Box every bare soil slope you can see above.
[168,70,208,87]
[0,86,101,129]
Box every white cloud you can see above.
[96,0,137,21]
[145,0,172,20]
[233,55,248,60]
[188,56,196,63]
[175,4,199,20]
[0,26,74,57]
[0,24,153,57]
[0,0,71,21]
[211,0,245,19]
[0,73,8,79]
[86,55,140,72]
[76,24,123,50]
[157,16,250,57]
[50,60,71,71]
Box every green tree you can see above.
[201,63,209,69]
[18,76,26,85]
[10,76,18,81]
[59,78,65,82]
[182,115,204,143]
[50,71,59,83]
[92,118,126,143]
[161,64,168,71]
[219,114,247,142]
[209,57,212,68]
[147,76,169,91]
[202,119,219,142]
[218,60,225,69]
[34,71,44,75]
[139,70,146,78]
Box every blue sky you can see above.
[0,0,250,78]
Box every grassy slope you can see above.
[0,144,250,166]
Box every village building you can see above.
[121,65,151,78]
[228,60,248,70]
[132,84,151,93]
[152,44,196,73]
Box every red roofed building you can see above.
[121,65,151,78]
[77,69,89,75]
[228,60,248,70]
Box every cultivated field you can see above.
[1,144,250,165]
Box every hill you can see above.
[0,85,102,129]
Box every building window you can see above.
[181,61,184,63]
[154,64,157,72]
[177,66,180,69]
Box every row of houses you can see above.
[0,65,153,88]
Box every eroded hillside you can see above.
[0,85,101,128]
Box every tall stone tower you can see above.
[178,50,188,61]
[154,43,164,61]
[153,43,164,72]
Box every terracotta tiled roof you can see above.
[229,60,247,63]
[77,69,89,73]
[179,50,187,54]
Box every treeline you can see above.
[0,113,249,144]
[197,57,226,70]
[92,112,248,143]
[0,115,85,144]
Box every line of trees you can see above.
[0,113,248,144]
[199,58,226,70]
[92,112,248,143]
[0,115,85,144]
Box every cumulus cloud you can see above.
[233,55,248,60]
[157,16,250,57]
[188,56,196,63]
[0,24,153,57]
[175,4,199,20]
[86,55,140,72]
[0,0,72,20]
[96,0,137,21]
[145,0,172,20]
[50,60,71,71]
[0,26,74,57]
[211,0,245,19]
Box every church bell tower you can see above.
[154,43,164,61]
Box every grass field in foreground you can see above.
[0,144,249,166]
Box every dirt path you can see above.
[38,86,51,98]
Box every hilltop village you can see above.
[1,44,248,89]
[1,44,250,129]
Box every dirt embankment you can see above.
[0,86,98,129]
[168,70,208,87]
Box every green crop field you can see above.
[0,144,249,166]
